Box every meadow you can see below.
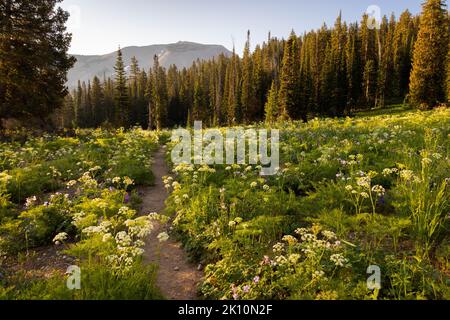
[0,129,163,299]
[165,106,450,300]
[0,106,449,300]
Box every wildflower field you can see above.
[0,129,164,299]
[166,107,450,300]
[0,107,449,300]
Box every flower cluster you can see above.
[228,225,350,300]
[52,232,68,245]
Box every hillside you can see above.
[68,41,232,88]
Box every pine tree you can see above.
[74,80,83,127]
[85,81,92,127]
[91,76,104,126]
[167,65,184,126]
[128,56,139,125]
[346,23,362,111]
[360,14,378,108]
[393,10,415,97]
[330,13,348,116]
[409,0,449,108]
[319,43,333,114]
[253,45,269,121]
[57,94,75,129]
[265,81,279,124]
[214,54,227,126]
[299,33,314,117]
[226,47,240,125]
[447,46,450,102]
[151,55,168,130]
[382,14,397,100]
[363,60,377,108]
[313,25,330,114]
[114,47,130,127]
[241,31,257,124]
[193,77,205,122]
[279,31,304,121]
[375,16,389,108]
[104,76,115,123]
[130,57,140,98]
[0,0,75,124]
[136,70,148,127]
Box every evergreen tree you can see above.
[241,31,257,123]
[56,93,75,128]
[91,76,104,126]
[104,76,115,123]
[114,47,130,127]
[167,65,184,126]
[279,31,304,121]
[214,54,227,126]
[265,81,279,124]
[330,13,348,116]
[193,76,205,122]
[319,43,333,114]
[0,0,75,123]
[130,56,140,98]
[409,0,449,108]
[253,45,269,121]
[226,47,240,125]
[393,10,415,97]
[151,55,168,130]
[360,14,378,108]
[363,60,377,108]
[346,23,362,111]
[447,47,450,102]
[75,80,82,127]
[129,56,147,126]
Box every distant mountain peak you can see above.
[68,42,232,88]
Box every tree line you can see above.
[1,1,448,130]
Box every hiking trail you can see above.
[140,147,203,300]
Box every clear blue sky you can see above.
[60,0,424,55]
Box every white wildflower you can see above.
[330,254,348,267]
[157,232,169,243]
[53,232,68,245]
[371,185,386,196]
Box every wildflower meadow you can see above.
[0,107,449,300]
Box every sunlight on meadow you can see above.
[163,107,450,300]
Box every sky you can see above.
[60,0,424,56]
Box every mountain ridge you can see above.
[68,41,232,88]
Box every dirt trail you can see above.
[140,147,203,300]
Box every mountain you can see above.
[68,41,232,88]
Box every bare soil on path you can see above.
[140,147,203,300]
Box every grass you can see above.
[0,107,449,300]
[165,106,450,300]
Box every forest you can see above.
[52,9,448,130]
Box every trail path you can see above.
[140,147,203,300]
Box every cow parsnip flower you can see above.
[157,232,170,243]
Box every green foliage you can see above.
[0,0,76,121]
[114,48,130,128]
[0,193,14,221]
[0,128,163,300]
[409,0,449,108]
[165,107,449,300]
[0,261,162,300]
